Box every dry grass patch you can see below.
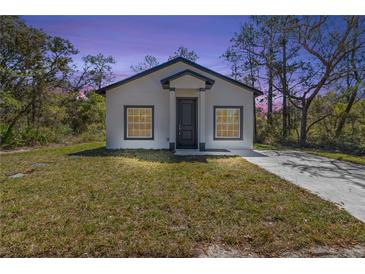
[1,142,364,257]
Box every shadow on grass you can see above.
[68,147,236,163]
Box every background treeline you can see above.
[222,16,365,154]
[0,16,113,148]
[1,16,365,154]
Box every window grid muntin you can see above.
[126,107,153,138]
[215,108,241,139]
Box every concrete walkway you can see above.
[174,149,233,156]
[230,149,365,223]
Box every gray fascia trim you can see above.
[96,57,263,96]
[160,69,215,90]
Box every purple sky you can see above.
[22,16,249,81]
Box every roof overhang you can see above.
[160,69,215,90]
[96,57,263,96]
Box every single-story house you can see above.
[97,57,262,151]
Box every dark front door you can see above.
[176,98,197,149]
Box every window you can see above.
[124,106,154,139]
[214,106,243,140]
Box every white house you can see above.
[97,57,262,151]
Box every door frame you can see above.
[176,97,198,149]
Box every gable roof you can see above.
[96,57,263,96]
[160,69,215,90]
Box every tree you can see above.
[223,17,282,124]
[222,48,243,80]
[0,16,78,144]
[83,54,115,90]
[131,48,199,73]
[224,16,364,148]
[168,46,199,62]
[271,16,301,139]
[0,17,115,147]
[130,55,159,73]
[289,16,362,146]
[66,91,105,134]
[69,54,115,93]
[254,16,279,124]
[223,17,283,140]
[334,18,365,138]
[222,23,260,86]
[66,54,116,134]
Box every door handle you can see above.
[178,124,182,135]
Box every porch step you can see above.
[174,149,234,156]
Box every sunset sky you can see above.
[22,16,249,81]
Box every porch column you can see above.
[169,88,176,151]
[199,88,206,151]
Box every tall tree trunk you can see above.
[253,96,257,142]
[31,87,36,126]
[267,30,274,124]
[287,104,291,136]
[1,102,32,144]
[335,86,358,137]
[335,20,360,138]
[282,93,288,138]
[299,102,308,147]
[268,70,273,124]
[248,50,257,141]
[281,37,288,139]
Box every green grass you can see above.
[253,143,285,150]
[305,150,365,166]
[254,143,365,166]
[1,142,364,257]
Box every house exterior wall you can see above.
[105,61,254,150]
[170,75,205,89]
[205,79,254,150]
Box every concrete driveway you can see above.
[230,149,365,223]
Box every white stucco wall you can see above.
[105,61,254,149]
[170,75,205,89]
[205,80,254,149]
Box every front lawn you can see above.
[1,142,364,257]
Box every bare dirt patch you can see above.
[281,245,365,258]
[197,244,365,258]
[197,244,260,258]
[8,173,26,179]
[31,162,49,168]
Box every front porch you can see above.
[174,148,265,157]
[174,148,233,156]
[162,70,215,152]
